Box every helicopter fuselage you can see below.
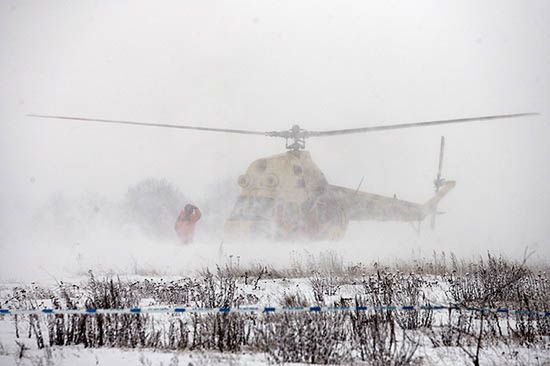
[224,151,348,241]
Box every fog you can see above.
[1,1,549,281]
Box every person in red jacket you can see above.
[175,204,201,244]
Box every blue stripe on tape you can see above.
[309,306,321,312]
[497,308,508,313]
[263,307,276,313]
[86,309,97,313]
[0,309,10,314]
[42,309,54,314]
[130,308,141,313]
[355,306,368,311]
[174,308,186,313]
[402,306,415,311]
[219,307,231,313]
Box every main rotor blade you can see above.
[436,136,445,185]
[27,114,268,136]
[307,113,538,137]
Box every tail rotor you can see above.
[431,136,446,229]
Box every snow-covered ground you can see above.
[1,315,548,365]
[0,343,548,366]
[0,254,548,366]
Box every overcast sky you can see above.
[1,1,549,270]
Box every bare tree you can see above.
[123,178,186,239]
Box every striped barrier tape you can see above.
[0,305,548,317]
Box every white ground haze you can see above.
[1,1,549,282]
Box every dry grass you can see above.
[2,252,548,365]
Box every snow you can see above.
[0,326,547,366]
[0,345,274,366]
[1,263,549,365]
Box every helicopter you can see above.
[29,112,537,241]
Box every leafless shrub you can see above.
[361,267,433,329]
[280,292,310,308]
[15,340,29,359]
[197,266,237,308]
[439,253,549,366]
[426,311,475,348]
[350,298,419,366]
[190,313,255,352]
[207,261,285,281]
[258,312,351,365]
[131,277,201,306]
[446,253,549,346]
[3,253,548,366]
[310,272,342,304]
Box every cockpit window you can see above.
[229,196,275,220]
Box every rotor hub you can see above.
[286,124,307,151]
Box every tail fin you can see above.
[423,180,456,213]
